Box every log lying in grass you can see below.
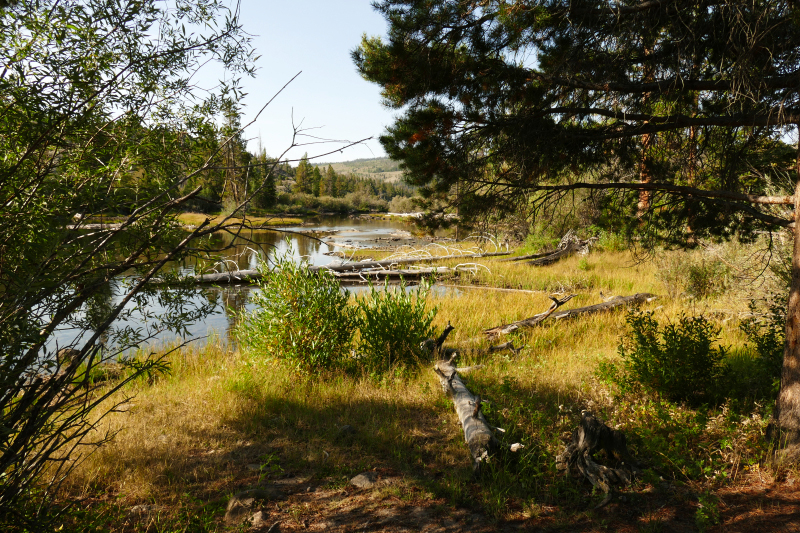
[484,293,656,338]
[556,411,640,508]
[497,250,554,262]
[551,293,657,321]
[431,325,499,475]
[484,295,576,338]
[524,230,596,267]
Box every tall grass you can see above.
[60,246,779,528]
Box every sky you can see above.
[206,1,396,164]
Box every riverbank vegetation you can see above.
[53,242,795,531]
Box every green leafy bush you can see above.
[355,280,437,373]
[730,299,785,399]
[600,311,728,405]
[656,254,730,299]
[238,253,357,375]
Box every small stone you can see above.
[224,487,282,525]
[350,471,378,489]
[246,463,262,472]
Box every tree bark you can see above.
[772,151,800,454]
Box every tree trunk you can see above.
[772,154,800,454]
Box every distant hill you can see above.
[313,157,403,183]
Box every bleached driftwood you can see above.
[556,411,640,508]
[317,250,510,273]
[194,270,262,284]
[484,293,656,338]
[190,250,511,284]
[432,326,499,475]
[484,295,576,338]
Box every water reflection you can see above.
[52,216,453,354]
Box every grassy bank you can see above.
[59,247,794,532]
[176,213,304,228]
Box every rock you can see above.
[224,487,281,525]
[350,471,377,489]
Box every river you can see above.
[52,215,450,354]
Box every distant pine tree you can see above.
[293,153,311,194]
[311,166,322,197]
[325,165,337,197]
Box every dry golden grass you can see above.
[61,246,776,528]
[176,212,303,228]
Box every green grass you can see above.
[176,212,303,228]
[57,246,782,530]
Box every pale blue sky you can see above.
[215,1,395,164]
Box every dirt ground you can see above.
[94,465,800,532]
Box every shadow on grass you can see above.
[200,367,707,531]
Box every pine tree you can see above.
[355,0,800,451]
[325,165,338,197]
[293,153,311,194]
[311,166,322,197]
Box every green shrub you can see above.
[594,230,627,252]
[355,279,437,373]
[656,253,730,299]
[601,311,728,405]
[732,299,785,399]
[238,252,357,375]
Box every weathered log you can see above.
[484,293,656,338]
[484,295,576,338]
[524,230,596,266]
[194,270,262,284]
[551,293,657,320]
[331,267,447,281]
[556,411,640,508]
[434,350,499,475]
[525,239,582,266]
[497,250,555,262]
[313,250,511,273]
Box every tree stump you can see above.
[555,411,640,508]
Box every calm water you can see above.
[50,216,452,354]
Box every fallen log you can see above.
[484,293,656,338]
[194,270,262,284]
[497,250,554,262]
[312,250,511,273]
[332,267,447,281]
[556,411,640,508]
[484,295,576,338]
[432,325,499,475]
[524,230,596,267]
[526,240,582,266]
